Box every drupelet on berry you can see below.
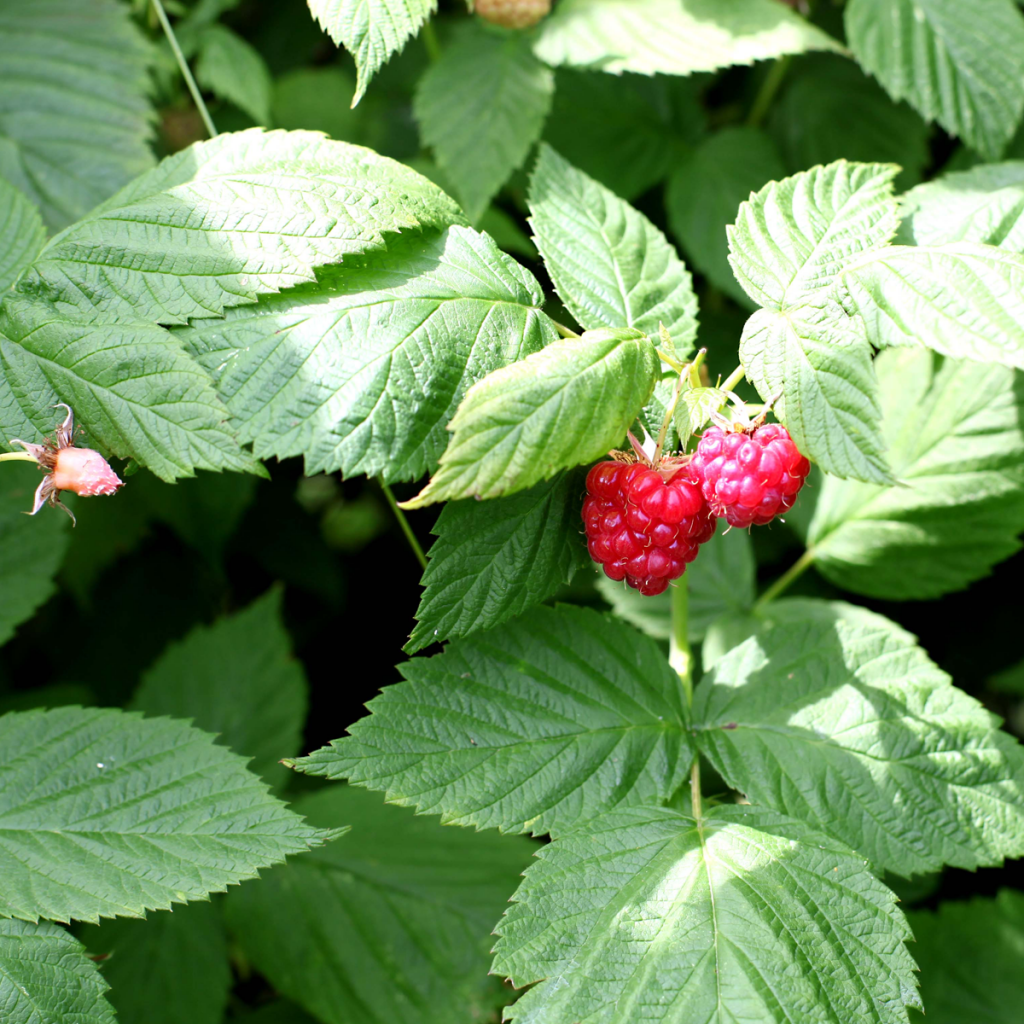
[583,460,716,596]
[687,423,810,528]
[474,0,551,29]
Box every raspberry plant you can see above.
[3,2,1024,1023]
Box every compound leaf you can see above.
[493,804,919,1024]
[694,603,1024,876]
[296,605,694,838]
[180,225,555,482]
[807,348,1024,599]
[308,0,436,104]
[225,786,534,1024]
[0,706,339,923]
[132,589,307,788]
[728,160,900,310]
[534,0,841,78]
[406,469,588,653]
[18,129,464,326]
[405,327,658,506]
[414,22,553,222]
[0,0,155,232]
[0,919,114,1024]
[845,0,1024,161]
[529,144,697,355]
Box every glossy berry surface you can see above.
[688,423,811,528]
[583,461,716,595]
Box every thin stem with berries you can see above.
[652,349,706,465]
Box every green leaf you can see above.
[739,305,891,482]
[131,589,307,788]
[534,0,842,77]
[770,55,931,192]
[404,327,659,507]
[728,160,900,310]
[493,804,919,1024]
[296,605,694,837]
[0,706,339,923]
[898,161,1024,250]
[694,602,1024,876]
[0,463,70,647]
[0,0,155,233]
[675,385,727,443]
[271,67,360,141]
[807,348,1024,599]
[841,243,1024,369]
[179,225,555,482]
[667,126,786,308]
[308,0,436,104]
[0,297,259,481]
[845,0,1024,161]
[224,786,535,1024]
[0,177,45,296]
[18,128,464,326]
[0,919,114,1024]
[78,902,229,1024]
[528,144,698,354]
[195,25,273,126]
[544,71,703,202]
[406,470,588,653]
[907,890,1024,1024]
[414,22,553,223]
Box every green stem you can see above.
[379,477,428,571]
[552,319,580,339]
[421,20,441,62]
[753,548,815,610]
[746,55,791,128]
[0,452,39,464]
[719,363,746,393]
[151,0,218,138]
[652,349,706,465]
[669,579,702,821]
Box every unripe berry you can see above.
[51,446,122,497]
[688,423,810,528]
[474,0,551,29]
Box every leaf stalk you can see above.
[0,452,40,464]
[378,477,428,571]
[669,578,701,820]
[151,0,218,138]
[753,548,815,610]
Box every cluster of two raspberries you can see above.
[584,424,811,596]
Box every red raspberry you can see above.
[474,0,551,29]
[688,423,810,528]
[583,460,716,596]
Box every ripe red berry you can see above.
[474,0,551,29]
[688,423,810,528]
[583,460,716,595]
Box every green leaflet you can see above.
[806,348,1024,599]
[728,160,900,310]
[296,605,694,837]
[493,804,919,1024]
[0,177,45,295]
[224,786,535,1024]
[0,297,258,481]
[694,602,1024,876]
[529,144,698,356]
[769,55,931,192]
[667,126,786,308]
[194,25,273,126]
[845,0,1024,161]
[0,919,114,1024]
[404,326,659,506]
[898,161,1024,250]
[180,225,555,482]
[79,902,229,1024]
[0,0,155,233]
[0,706,340,923]
[739,305,891,482]
[534,0,842,77]
[308,0,436,104]
[908,890,1024,1023]
[414,22,553,222]
[131,589,307,788]
[406,469,588,653]
[841,242,1024,369]
[19,129,464,326]
[0,463,70,647]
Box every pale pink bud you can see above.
[51,446,123,497]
